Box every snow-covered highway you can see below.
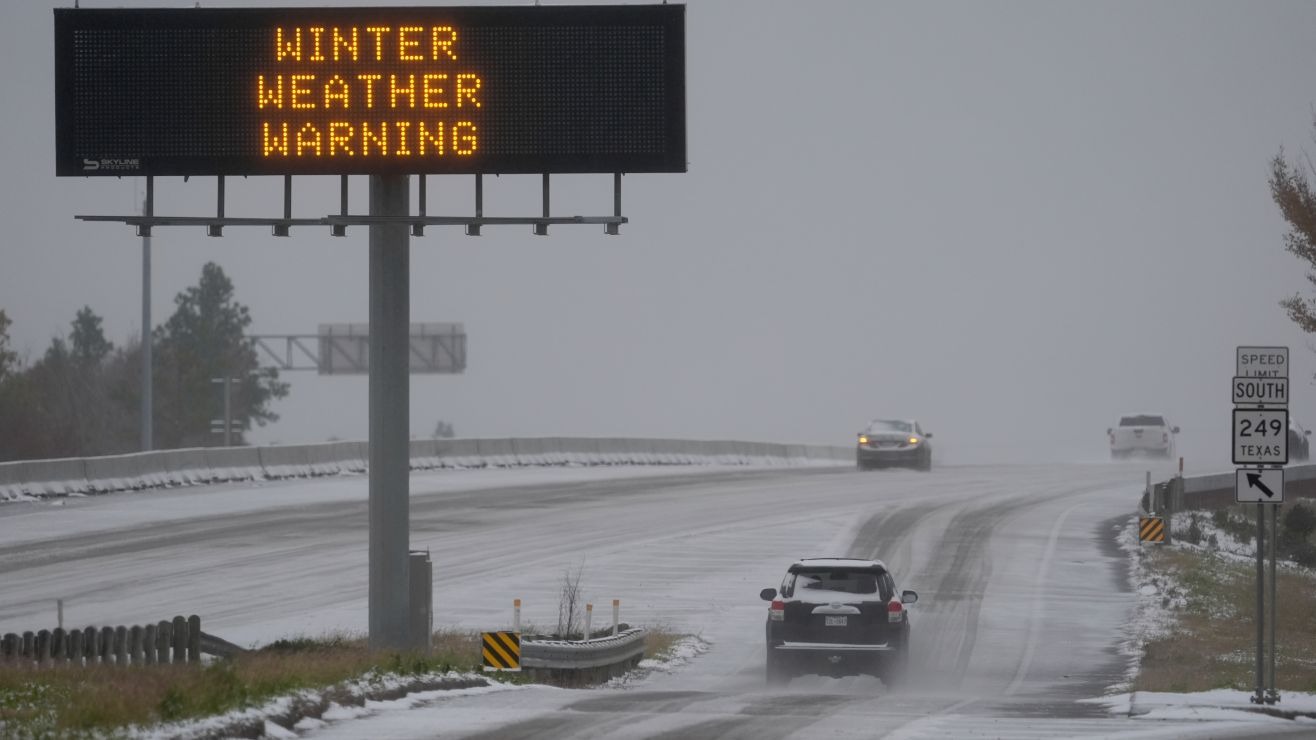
[5,460,1310,738]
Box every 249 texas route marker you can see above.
[1232,407,1288,466]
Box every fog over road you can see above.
[5,461,1306,737]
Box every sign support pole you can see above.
[368,174,411,651]
[140,180,153,451]
[1254,502,1265,704]
[1269,503,1280,703]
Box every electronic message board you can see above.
[54,5,685,177]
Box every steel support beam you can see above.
[140,182,153,451]
[368,173,411,651]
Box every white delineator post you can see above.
[514,599,521,633]
[612,599,620,636]
[584,603,593,642]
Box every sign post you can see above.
[1234,345,1287,705]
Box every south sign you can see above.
[1232,376,1288,406]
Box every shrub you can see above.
[1212,509,1230,529]
[1183,515,1203,545]
[1211,507,1252,546]
[1284,503,1316,541]
[1291,541,1316,569]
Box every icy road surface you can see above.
[3,462,1308,738]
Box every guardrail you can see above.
[0,615,226,668]
[0,437,853,501]
[521,628,647,684]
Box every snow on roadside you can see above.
[1103,506,1316,722]
[128,635,710,738]
[133,671,514,740]
[1110,514,1185,694]
[604,635,713,688]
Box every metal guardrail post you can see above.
[1168,474,1179,539]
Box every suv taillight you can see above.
[770,599,785,621]
[887,598,904,623]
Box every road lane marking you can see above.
[1005,500,1083,695]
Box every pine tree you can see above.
[153,263,288,448]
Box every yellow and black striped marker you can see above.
[1139,516,1165,543]
[482,631,521,671]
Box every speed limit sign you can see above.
[1232,408,1288,465]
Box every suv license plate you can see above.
[825,616,847,627]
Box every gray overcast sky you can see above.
[3,0,1315,467]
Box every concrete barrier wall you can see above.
[3,458,87,497]
[475,438,515,468]
[84,452,155,492]
[204,446,263,483]
[0,461,22,500]
[409,439,439,470]
[257,444,313,480]
[434,438,481,468]
[162,448,211,487]
[0,437,852,501]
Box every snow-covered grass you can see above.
[144,630,707,738]
[0,625,698,738]
[1109,500,1316,720]
[0,631,492,738]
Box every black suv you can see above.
[759,558,917,686]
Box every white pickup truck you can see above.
[1108,414,1179,459]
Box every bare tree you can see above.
[556,561,586,639]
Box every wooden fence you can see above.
[0,615,204,667]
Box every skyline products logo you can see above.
[82,157,141,172]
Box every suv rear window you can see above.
[1119,415,1165,427]
[783,568,891,600]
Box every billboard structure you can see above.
[58,4,686,653]
[55,5,685,177]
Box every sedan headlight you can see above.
[858,435,869,445]
[907,436,921,445]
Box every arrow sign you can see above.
[1236,468,1284,504]
[1246,472,1277,499]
